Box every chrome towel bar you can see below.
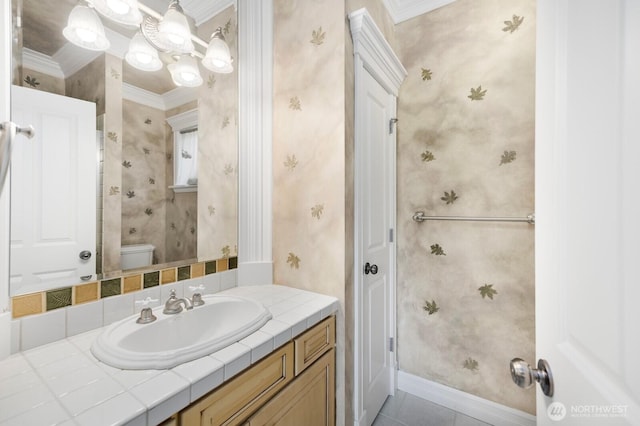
[412,211,535,225]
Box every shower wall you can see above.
[396,0,536,414]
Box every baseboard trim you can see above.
[397,370,536,426]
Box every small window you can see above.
[167,109,198,193]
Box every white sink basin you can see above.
[91,294,272,369]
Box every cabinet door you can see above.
[180,343,294,426]
[246,348,335,426]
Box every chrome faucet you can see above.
[163,289,194,314]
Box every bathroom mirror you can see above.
[9,0,238,296]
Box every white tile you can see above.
[20,309,66,351]
[219,270,237,291]
[10,320,20,354]
[160,282,184,302]
[0,369,41,400]
[103,293,135,326]
[321,300,339,319]
[133,287,161,311]
[200,272,221,294]
[23,339,80,369]
[0,399,71,426]
[35,351,95,381]
[67,329,102,353]
[47,363,107,397]
[0,384,55,422]
[66,301,103,337]
[182,277,205,298]
[287,292,319,306]
[129,371,190,425]
[73,392,146,426]
[210,343,251,380]
[0,354,31,381]
[276,310,308,338]
[112,368,162,390]
[58,375,125,416]
[268,299,299,317]
[259,320,293,349]
[240,331,274,364]
[173,356,224,402]
[95,360,121,376]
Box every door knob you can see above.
[510,358,554,397]
[79,250,92,261]
[364,262,378,275]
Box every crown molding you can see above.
[166,108,198,130]
[183,0,236,26]
[122,82,165,110]
[51,43,101,78]
[21,48,64,79]
[349,8,407,95]
[382,0,456,24]
[163,86,199,110]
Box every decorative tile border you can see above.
[11,256,238,319]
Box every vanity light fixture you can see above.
[202,27,233,74]
[125,31,163,71]
[90,0,143,26]
[155,0,195,54]
[65,0,234,87]
[63,3,111,51]
[168,54,203,87]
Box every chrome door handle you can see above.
[0,121,35,190]
[364,262,378,275]
[510,358,554,397]
[79,250,92,261]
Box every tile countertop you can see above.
[0,285,339,426]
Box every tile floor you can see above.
[373,390,492,426]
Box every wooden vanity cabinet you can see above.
[177,316,336,426]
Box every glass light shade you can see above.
[90,0,142,26]
[63,4,110,51]
[125,32,162,71]
[202,29,233,74]
[167,55,202,87]
[157,3,194,54]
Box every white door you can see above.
[357,67,395,426]
[10,85,96,294]
[534,0,640,424]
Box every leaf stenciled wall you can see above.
[396,0,536,415]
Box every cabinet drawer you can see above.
[180,342,294,426]
[294,316,335,376]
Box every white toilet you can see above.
[120,244,155,270]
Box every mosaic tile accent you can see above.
[75,282,99,304]
[177,266,191,281]
[216,258,229,272]
[143,271,160,288]
[191,263,205,278]
[101,278,122,298]
[161,268,177,285]
[12,293,44,318]
[46,288,72,311]
[205,261,217,275]
[10,257,229,318]
[229,256,238,270]
[123,275,142,293]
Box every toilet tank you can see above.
[120,244,155,270]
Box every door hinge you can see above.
[389,228,394,243]
[389,337,394,352]
[389,118,398,134]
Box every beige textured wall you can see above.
[273,0,348,423]
[396,0,536,413]
[20,68,64,95]
[197,6,238,261]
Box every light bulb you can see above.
[168,54,202,87]
[63,4,110,51]
[125,31,162,72]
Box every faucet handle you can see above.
[192,293,204,307]
[136,307,157,324]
